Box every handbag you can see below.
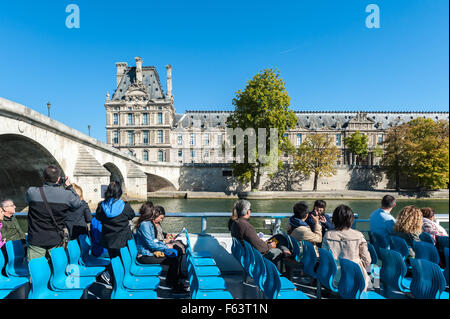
[39,187,70,248]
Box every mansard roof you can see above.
[112,66,165,101]
[174,110,449,130]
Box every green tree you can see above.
[381,118,449,190]
[293,133,340,191]
[344,131,369,165]
[226,68,297,190]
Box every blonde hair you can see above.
[72,183,84,201]
[394,205,423,235]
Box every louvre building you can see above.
[105,57,449,166]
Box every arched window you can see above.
[143,150,149,161]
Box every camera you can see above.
[58,176,68,186]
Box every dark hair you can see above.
[314,200,327,210]
[43,165,60,183]
[136,201,155,229]
[104,181,123,201]
[332,204,354,231]
[293,202,309,219]
[420,207,435,219]
[381,195,396,209]
[152,206,166,221]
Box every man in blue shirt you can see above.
[369,195,397,241]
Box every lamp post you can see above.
[88,125,91,137]
[47,102,51,117]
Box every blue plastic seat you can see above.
[49,247,96,291]
[110,256,157,299]
[186,250,221,276]
[67,240,105,277]
[126,238,163,275]
[338,257,385,299]
[317,248,338,293]
[443,248,449,286]
[119,247,160,290]
[78,234,110,266]
[367,243,381,279]
[419,232,435,244]
[388,235,410,260]
[27,257,84,299]
[379,248,412,298]
[189,266,232,299]
[368,231,389,258]
[0,249,28,297]
[262,257,309,299]
[231,237,245,268]
[184,229,212,258]
[300,240,317,279]
[413,241,440,265]
[437,236,449,250]
[187,261,227,292]
[251,246,268,292]
[186,245,216,266]
[410,258,449,299]
[289,236,302,263]
[5,240,29,277]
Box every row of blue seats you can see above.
[0,235,110,299]
[184,229,233,299]
[232,237,310,299]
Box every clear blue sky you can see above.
[1,0,448,142]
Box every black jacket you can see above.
[95,200,135,250]
[26,182,82,247]
[65,200,93,240]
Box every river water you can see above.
[131,198,450,234]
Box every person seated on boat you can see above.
[322,204,372,291]
[64,184,93,240]
[230,199,290,265]
[135,205,188,293]
[392,205,423,258]
[421,207,448,244]
[369,195,396,240]
[287,201,322,257]
[305,199,334,241]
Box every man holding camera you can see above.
[25,165,82,260]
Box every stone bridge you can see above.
[0,97,180,209]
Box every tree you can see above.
[226,68,297,191]
[344,131,368,165]
[293,133,340,191]
[381,118,449,190]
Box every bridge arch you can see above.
[146,173,177,192]
[0,134,64,210]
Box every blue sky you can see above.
[0,0,448,142]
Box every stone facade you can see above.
[105,57,449,169]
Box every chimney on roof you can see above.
[115,62,128,88]
[135,56,143,84]
[166,64,173,100]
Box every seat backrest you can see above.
[379,248,407,292]
[437,236,449,250]
[127,238,138,259]
[301,240,317,278]
[419,232,435,244]
[410,258,446,299]
[49,247,69,288]
[251,246,267,291]
[367,243,378,265]
[242,240,255,277]
[317,248,338,292]
[119,246,132,275]
[388,235,410,259]
[28,257,51,299]
[443,247,449,285]
[262,257,280,299]
[110,256,124,298]
[78,234,91,260]
[289,235,302,262]
[231,237,244,267]
[338,257,365,299]
[67,239,82,265]
[413,241,440,264]
[6,240,25,260]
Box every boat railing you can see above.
[15,212,449,235]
